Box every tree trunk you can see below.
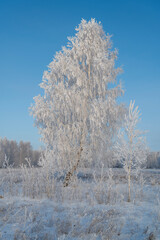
[63,62,90,187]
[128,134,132,202]
[63,146,83,187]
[128,168,131,202]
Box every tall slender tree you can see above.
[31,19,125,186]
[114,100,148,202]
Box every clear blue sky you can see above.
[0,0,160,151]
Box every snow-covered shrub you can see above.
[2,155,16,196]
[93,164,107,204]
[20,153,56,199]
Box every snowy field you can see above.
[0,168,160,240]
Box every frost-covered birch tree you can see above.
[31,19,125,186]
[114,100,148,202]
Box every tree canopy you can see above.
[31,19,125,172]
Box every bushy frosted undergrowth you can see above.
[0,167,160,239]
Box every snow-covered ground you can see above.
[0,168,160,240]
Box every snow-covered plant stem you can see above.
[107,168,114,203]
[128,134,133,202]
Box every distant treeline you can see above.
[0,137,160,169]
[0,137,41,168]
[146,152,160,169]
[114,152,160,169]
